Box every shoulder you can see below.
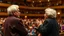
[10,17,20,21]
[46,18,56,22]
[45,18,52,21]
[44,19,51,23]
[13,17,22,23]
[6,17,22,23]
[44,18,55,25]
[7,17,21,22]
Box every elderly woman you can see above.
[35,8,59,36]
[4,5,28,36]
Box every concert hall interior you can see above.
[0,0,64,36]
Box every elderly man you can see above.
[35,8,59,36]
[4,5,28,36]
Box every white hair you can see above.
[7,5,19,15]
[45,8,56,18]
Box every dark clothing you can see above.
[4,16,28,36]
[36,18,59,36]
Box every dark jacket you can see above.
[4,16,28,36]
[36,18,59,36]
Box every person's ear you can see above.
[13,12,16,15]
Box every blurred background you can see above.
[0,0,64,36]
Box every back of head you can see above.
[7,5,19,16]
[45,8,56,18]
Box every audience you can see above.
[0,18,63,36]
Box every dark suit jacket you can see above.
[4,16,28,36]
[36,18,59,36]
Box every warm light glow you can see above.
[56,3,59,5]
[57,12,60,15]
[32,1,34,3]
[25,16,27,18]
[39,1,41,2]
[48,0,50,1]
[59,0,61,4]
[29,26,32,29]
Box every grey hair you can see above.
[45,8,56,18]
[7,5,19,15]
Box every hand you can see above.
[38,21,42,27]
[38,33,42,36]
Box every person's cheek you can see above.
[18,12,20,16]
[19,12,20,15]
